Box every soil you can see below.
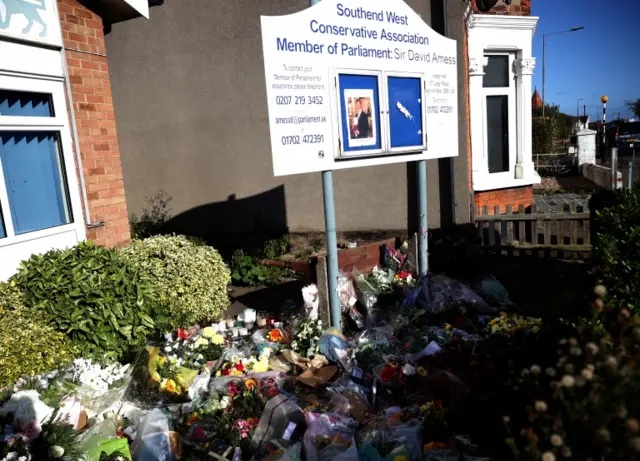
[533,175,600,194]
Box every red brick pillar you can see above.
[58,0,131,247]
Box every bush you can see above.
[229,249,286,287]
[591,187,640,312]
[121,235,230,329]
[532,116,556,155]
[504,287,640,460]
[129,189,172,240]
[0,283,78,390]
[12,242,159,362]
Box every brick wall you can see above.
[472,0,531,16]
[474,186,533,215]
[58,0,131,247]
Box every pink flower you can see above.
[21,419,42,441]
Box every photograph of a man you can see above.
[344,89,376,148]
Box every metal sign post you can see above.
[261,0,458,330]
[631,144,636,188]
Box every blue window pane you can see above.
[0,90,54,117]
[0,132,72,234]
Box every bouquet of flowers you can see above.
[375,357,410,388]
[265,329,286,344]
[485,311,542,336]
[215,347,273,377]
[164,327,226,370]
[291,319,324,358]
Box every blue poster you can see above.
[338,74,382,153]
[387,76,424,149]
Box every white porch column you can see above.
[469,56,488,180]
[514,58,536,179]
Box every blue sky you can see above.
[531,0,640,121]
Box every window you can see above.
[0,90,54,117]
[0,132,71,234]
[0,78,77,242]
[483,54,516,174]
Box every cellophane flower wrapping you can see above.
[303,412,358,461]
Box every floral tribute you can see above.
[291,319,324,358]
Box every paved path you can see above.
[533,194,590,212]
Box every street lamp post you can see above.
[577,98,583,119]
[542,26,585,117]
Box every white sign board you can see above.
[0,0,62,47]
[261,0,458,176]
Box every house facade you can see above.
[104,0,473,252]
[467,0,540,214]
[0,0,144,280]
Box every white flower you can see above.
[561,375,575,388]
[550,434,563,447]
[164,346,173,352]
[402,364,416,376]
[0,390,53,425]
[541,452,556,461]
[581,368,594,381]
[534,400,548,412]
[530,365,541,375]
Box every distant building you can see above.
[532,88,543,110]
[574,116,590,133]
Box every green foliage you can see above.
[532,116,556,154]
[129,189,172,240]
[262,233,291,260]
[122,235,231,329]
[229,250,285,286]
[504,288,640,460]
[591,187,640,312]
[0,308,78,390]
[12,242,158,362]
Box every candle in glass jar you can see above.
[244,308,257,323]
[257,317,267,327]
[226,319,234,328]
[218,320,227,332]
[231,327,239,337]
[239,327,249,336]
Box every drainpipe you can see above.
[443,0,457,225]
[53,1,104,229]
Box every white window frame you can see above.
[0,73,86,248]
[467,14,541,192]
[482,52,517,181]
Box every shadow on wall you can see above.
[162,185,288,259]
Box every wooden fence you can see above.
[474,203,591,258]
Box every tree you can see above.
[625,98,640,118]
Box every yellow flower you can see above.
[194,337,209,348]
[163,379,178,394]
[394,457,408,461]
[252,357,269,373]
[245,379,257,390]
[210,334,224,345]
[158,356,167,365]
[202,326,216,338]
[151,371,161,382]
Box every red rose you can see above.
[193,426,206,440]
[234,363,245,372]
[221,369,231,376]
[380,365,398,383]
[177,328,192,340]
[399,271,411,279]
[433,399,443,409]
